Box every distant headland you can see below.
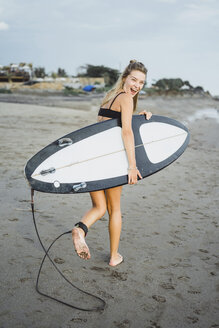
[0,62,213,98]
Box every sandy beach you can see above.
[0,93,218,328]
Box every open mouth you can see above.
[130,88,138,95]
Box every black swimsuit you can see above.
[98,92,125,119]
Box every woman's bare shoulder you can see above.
[119,92,132,100]
[118,92,133,105]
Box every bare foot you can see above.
[72,227,91,259]
[109,253,123,267]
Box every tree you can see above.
[57,67,67,77]
[153,78,184,91]
[77,64,119,86]
[34,67,46,78]
[194,86,204,93]
[184,80,193,89]
[51,72,58,79]
[151,78,205,94]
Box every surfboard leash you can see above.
[30,188,106,312]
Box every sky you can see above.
[0,0,219,95]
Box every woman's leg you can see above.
[105,186,123,266]
[72,190,106,259]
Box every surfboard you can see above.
[25,115,190,194]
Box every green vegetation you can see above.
[63,86,86,96]
[57,68,67,77]
[153,78,184,91]
[34,67,46,78]
[34,67,67,79]
[152,78,204,93]
[0,88,12,94]
[77,64,119,87]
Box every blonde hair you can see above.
[101,60,147,112]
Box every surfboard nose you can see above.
[139,122,188,164]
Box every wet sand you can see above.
[0,95,218,328]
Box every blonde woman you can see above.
[72,60,152,267]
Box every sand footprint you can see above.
[70,318,87,323]
[23,237,34,243]
[199,248,209,254]
[54,257,65,264]
[110,271,127,281]
[148,321,161,328]
[187,288,201,294]
[160,282,175,290]
[152,295,166,303]
[90,266,109,273]
[187,316,199,324]
[177,275,190,281]
[114,319,130,328]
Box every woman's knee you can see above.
[107,203,121,216]
[90,191,107,217]
[95,204,107,218]
[106,186,122,216]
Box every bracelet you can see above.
[128,167,138,170]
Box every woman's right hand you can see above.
[128,167,142,184]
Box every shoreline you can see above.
[0,91,218,113]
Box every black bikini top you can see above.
[98,92,125,119]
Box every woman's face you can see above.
[123,70,146,97]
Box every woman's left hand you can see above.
[138,110,152,120]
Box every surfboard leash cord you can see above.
[30,188,106,312]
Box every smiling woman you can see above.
[72,60,152,267]
[101,60,147,112]
[124,71,146,96]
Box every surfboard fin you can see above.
[40,167,56,176]
[73,182,87,192]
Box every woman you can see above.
[72,60,152,267]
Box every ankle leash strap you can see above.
[75,221,88,237]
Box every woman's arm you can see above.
[120,94,142,184]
